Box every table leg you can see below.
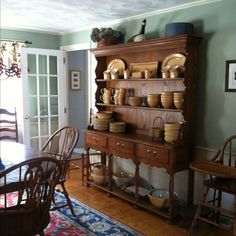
[168,174,174,223]
[135,163,140,200]
[108,154,113,191]
[188,168,194,205]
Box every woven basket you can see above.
[97,35,118,47]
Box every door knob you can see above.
[24,115,31,119]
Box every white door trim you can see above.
[60,42,91,51]
[60,42,93,128]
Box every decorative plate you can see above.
[107,59,126,77]
[162,53,186,70]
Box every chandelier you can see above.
[0,40,31,80]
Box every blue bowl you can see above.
[165,22,194,37]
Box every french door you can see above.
[21,48,67,150]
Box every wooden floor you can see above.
[65,169,233,236]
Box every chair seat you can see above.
[190,160,236,179]
[204,177,236,195]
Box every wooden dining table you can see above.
[0,141,44,170]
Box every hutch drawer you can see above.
[108,137,134,159]
[136,144,169,166]
[86,133,107,150]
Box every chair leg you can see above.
[61,182,76,216]
[82,153,85,186]
[233,196,236,236]
[67,163,71,179]
[189,186,210,235]
[215,190,222,224]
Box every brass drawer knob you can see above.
[92,137,99,142]
[147,149,157,156]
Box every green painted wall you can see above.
[2,0,236,149]
[60,30,90,46]
[1,29,59,49]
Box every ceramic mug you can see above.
[100,88,114,97]
[124,69,130,79]
[144,69,153,79]
[100,94,111,104]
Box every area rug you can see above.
[46,192,143,236]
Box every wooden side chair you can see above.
[0,108,18,142]
[41,126,79,216]
[189,134,236,235]
[0,157,62,236]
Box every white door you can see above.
[21,48,67,149]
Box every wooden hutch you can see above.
[84,35,202,221]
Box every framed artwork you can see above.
[225,60,236,92]
[70,71,80,90]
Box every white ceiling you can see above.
[1,0,216,34]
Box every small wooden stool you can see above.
[82,149,105,186]
[67,147,86,179]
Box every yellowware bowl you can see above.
[92,164,107,176]
[161,91,173,96]
[164,122,183,130]
[147,94,160,99]
[165,130,180,136]
[128,96,142,107]
[164,135,179,143]
[161,92,173,98]
[96,111,113,120]
[173,91,184,98]
[148,189,169,209]
[174,101,183,109]
[113,172,135,188]
[147,99,159,108]
[161,101,173,109]
[91,173,108,185]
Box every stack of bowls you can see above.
[128,96,142,107]
[93,118,114,131]
[110,122,126,133]
[173,92,184,109]
[147,94,160,108]
[160,92,173,109]
[164,122,183,143]
[93,111,114,131]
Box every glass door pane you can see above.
[21,48,65,150]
